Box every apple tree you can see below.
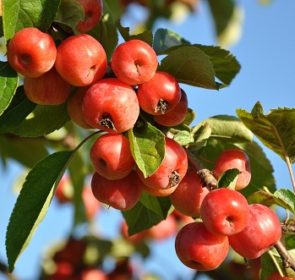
[0,0,295,279]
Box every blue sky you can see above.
[1,1,295,279]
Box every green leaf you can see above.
[103,0,124,22]
[248,190,276,206]
[3,0,60,39]
[195,45,241,86]
[0,62,19,116]
[89,13,118,60]
[8,103,69,137]
[6,151,73,271]
[54,0,84,31]
[128,121,165,177]
[117,22,153,46]
[195,115,253,142]
[0,136,48,168]
[217,168,240,188]
[153,28,190,54]
[237,103,295,163]
[159,45,217,89]
[172,130,194,146]
[122,193,171,235]
[0,86,36,133]
[274,189,295,214]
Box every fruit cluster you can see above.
[7,4,283,276]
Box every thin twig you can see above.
[275,241,295,271]
[285,155,295,193]
[282,222,295,235]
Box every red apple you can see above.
[137,71,181,115]
[111,39,158,85]
[137,138,188,196]
[175,222,229,271]
[200,188,250,236]
[24,68,71,105]
[82,186,101,220]
[82,78,140,133]
[67,87,92,129]
[8,27,56,78]
[90,133,135,180]
[170,168,209,217]
[76,0,103,33]
[213,148,251,190]
[229,203,282,259]
[55,176,73,203]
[154,89,188,126]
[146,215,178,241]
[91,171,142,210]
[55,34,107,86]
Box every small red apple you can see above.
[55,34,107,86]
[175,222,229,271]
[146,215,178,241]
[67,87,92,129]
[154,89,188,126]
[91,171,142,210]
[170,168,209,217]
[229,203,282,259]
[200,188,250,236]
[82,78,140,133]
[214,148,251,190]
[24,68,71,105]
[90,133,135,180]
[8,27,57,78]
[137,138,188,196]
[111,39,158,85]
[76,0,103,33]
[137,71,181,115]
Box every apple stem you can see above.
[275,240,295,272]
[285,155,295,193]
[186,150,217,190]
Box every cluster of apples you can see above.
[45,237,134,280]
[174,149,282,272]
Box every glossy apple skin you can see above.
[175,222,229,271]
[213,148,251,190]
[8,27,56,78]
[137,138,188,194]
[154,89,188,126]
[91,171,142,210]
[170,168,209,217]
[267,272,295,280]
[111,39,158,85]
[90,133,135,180]
[137,71,181,115]
[200,188,250,236]
[67,87,92,129]
[82,186,101,220]
[55,34,107,86]
[229,203,282,259]
[24,68,71,105]
[82,78,140,133]
[76,0,103,33]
